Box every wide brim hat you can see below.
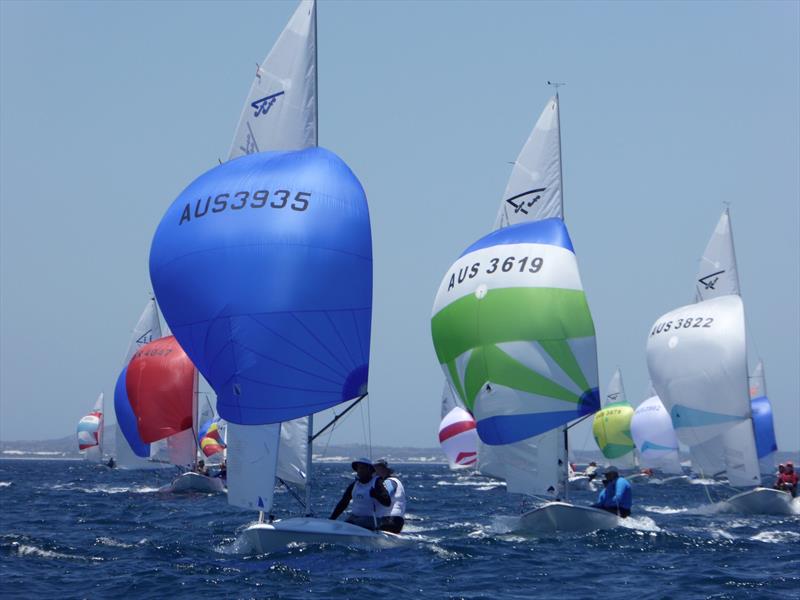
[351,457,374,471]
[373,458,394,474]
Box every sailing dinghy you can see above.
[149,0,405,553]
[647,208,793,514]
[76,393,104,463]
[432,92,616,534]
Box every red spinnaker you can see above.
[126,335,195,444]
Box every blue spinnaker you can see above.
[149,147,372,425]
[750,396,778,459]
[114,366,150,458]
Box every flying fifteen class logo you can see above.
[607,392,620,402]
[698,270,725,290]
[251,91,285,118]
[505,187,546,215]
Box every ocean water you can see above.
[1,459,798,599]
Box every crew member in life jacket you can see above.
[774,461,798,497]
[329,457,391,530]
[373,458,406,533]
[591,466,633,517]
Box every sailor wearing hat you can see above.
[329,457,391,529]
[373,459,407,533]
[591,466,633,518]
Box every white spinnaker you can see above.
[646,295,749,446]
[630,396,682,474]
[605,368,626,406]
[228,0,316,159]
[696,208,740,301]
[721,419,762,487]
[493,96,562,229]
[227,423,281,512]
[439,407,478,469]
[478,428,563,497]
[277,418,308,486]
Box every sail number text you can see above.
[447,256,544,291]
[650,317,714,336]
[179,189,311,225]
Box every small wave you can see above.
[95,536,134,549]
[750,530,800,544]
[2,450,64,456]
[641,505,688,515]
[435,479,502,488]
[11,541,102,561]
[689,478,721,486]
[619,515,661,533]
[0,481,11,488]
[50,483,160,494]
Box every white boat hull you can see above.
[165,472,225,494]
[568,475,594,491]
[722,487,796,515]
[242,517,408,555]
[517,502,620,534]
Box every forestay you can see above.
[630,395,683,474]
[493,97,563,229]
[228,0,316,159]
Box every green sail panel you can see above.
[431,219,600,446]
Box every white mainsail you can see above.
[493,96,563,229]
[604,367,626,406]
[227,0,317,159]
[227,423,281,512]
[479,430,563,497]
[630,395,683,474]
[695,207,740,300]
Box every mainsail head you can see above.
[431,218,599,450]
[493,96,563,229]
[228,0,316,159]
[696,207,740,301]
[646,294,749,446]
[149,147,372,426]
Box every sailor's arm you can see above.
[370,478,391,507]
[329,482,355,520]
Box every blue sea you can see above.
[1,459,798,599]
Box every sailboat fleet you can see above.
[72,0,795,554]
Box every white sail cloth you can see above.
[605,368,626,406]
[493,96,563,228]
[228,0,316,159]
[439,406,478,469]
[646,295,750,447]
[479,428,564,498]
[695,208,740,300]
[630,395,683,474]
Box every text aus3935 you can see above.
[447,256,544,292]
[178,189,311,225]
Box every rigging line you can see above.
[366,395,373,459]
[277,477,306,511]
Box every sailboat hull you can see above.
[164,472,225,494]
[567,475,595,491]
[722,487,796,515]
[517,502,620,534]
[242,517,408,555]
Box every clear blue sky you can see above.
[1,1,798,450]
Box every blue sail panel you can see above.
[750,396,778,459]
[149,147,372,425]
[113,367,150,458]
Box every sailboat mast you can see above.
[304,0,318,517]
[562,427,569,502]
[555,91,565,220]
